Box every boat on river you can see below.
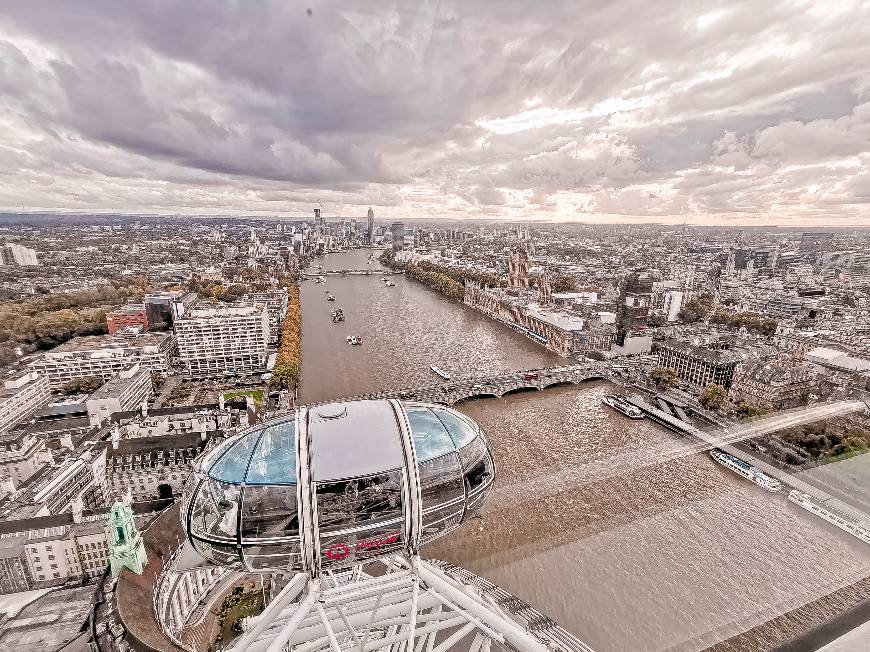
[347,335,363,346]
[788,490,870,545]
[331,309,344,323]
[326,293,335,302]
[430,366,451,380]
[710,449,781,492]
[601,394,644,419]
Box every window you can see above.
[51,563,58,569]
[53,572,60,578]
[48,554,55,560]
[38,574,45,581]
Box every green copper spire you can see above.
[107,501,147,576]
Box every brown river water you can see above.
[300,250,870,651]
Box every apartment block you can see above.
[85,364,153,427]
[174,303,269,377]
[29,332,175,389]
[242,290,288,344]
[0,371,51,433]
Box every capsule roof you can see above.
[181,399,495,573]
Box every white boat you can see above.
[601,395,644,419]
[346,335,363,346]
[326,293,335,302]
[788,490,870,545]
[710,450,781,492]
[430,366,451,380]
[385,280,396,287]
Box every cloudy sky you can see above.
[1,1,869,225]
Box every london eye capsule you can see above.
[180,399,494,572]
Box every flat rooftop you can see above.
[87,368,148,401]
[41,332,173,357]
[181,303,264,319]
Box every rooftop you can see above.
[40,332,173,357]
[181,302,265,319]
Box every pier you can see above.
[625,395,870,530]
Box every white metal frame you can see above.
[229,553,593,652]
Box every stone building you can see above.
[656,340,743,389]
[103,431,216,502]
[729,361,819,409]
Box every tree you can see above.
[62,375,104,394]
[699,384,728,410]
[649,367,678,389]
[736,402,767,418]
[678,293,714,323]
[552,274,578,293]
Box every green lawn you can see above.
[222,389,264,406]
[211,589,264,651]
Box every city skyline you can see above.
[1,2,869,224]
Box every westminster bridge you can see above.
[301,268,405,277]
[319,363,613,406]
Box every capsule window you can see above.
[189,478,240,541]
[431,408,479,449]
[207,432,261,483]
[317,471,404,532]
[245,421,296,485]
[406,407,456,461]
[240,485,298,541]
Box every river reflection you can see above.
[300,249,870,651]
[299,249,559,403]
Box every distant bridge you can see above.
[302,269,405,277]
[324,363,612,406]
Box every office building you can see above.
[367,207,375,244]
[31,448,108,515]
[0,430,53,488]
[175,303,270,377]
[730,361,818,410]
[104,431,215,502]
[617,271,654,344]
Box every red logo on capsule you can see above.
[323,531,400,561]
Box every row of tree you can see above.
[270,285,301,389]
[709,311,777,336]
[379,251,475,300]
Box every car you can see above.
[398,390,416,399]
[523,372,539,380]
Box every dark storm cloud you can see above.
[0,0,869,222]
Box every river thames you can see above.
[300,250,870,652]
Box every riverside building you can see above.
[242,290,288,344]
[656,339,743,389]
[175,302,270,377]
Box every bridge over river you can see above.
[302,268,405,277]
[315,363,612,406]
